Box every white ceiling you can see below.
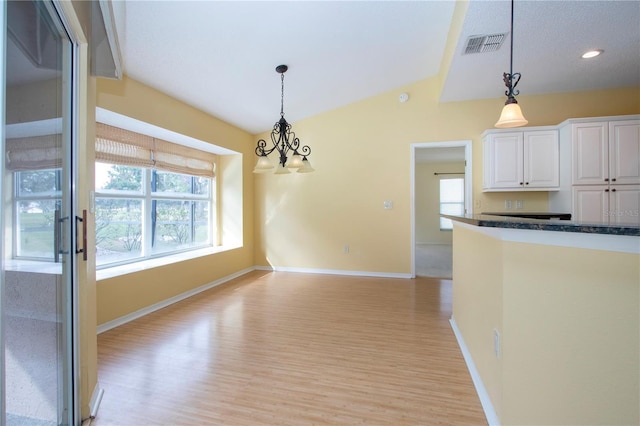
[113,0,640,135]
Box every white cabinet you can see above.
[569,118,640,224]
[572,120,640,185]
[573,185,640,225]
[609,120,640,185]
[483,129,559,191]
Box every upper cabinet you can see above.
[572,120,640,185]
[483,129,559,191]
[549,116,639,223]
[609,120,640,185]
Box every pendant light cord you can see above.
[509,0,514,78]
[280,72,285,118]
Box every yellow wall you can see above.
[452,224,504,417]
[254,80,640,274]
[415,161,465,244]
[95,76,255,325]
[452,224,639,425]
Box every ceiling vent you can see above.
[464,33,507,54]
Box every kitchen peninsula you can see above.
[444,214,639,426]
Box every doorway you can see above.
[2,1,78,424]
[410,141,472,279]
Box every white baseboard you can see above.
[449,317,500,426]
[255,265,412,279]
[89,383,104,418]
[97,267,256,333]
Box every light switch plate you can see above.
[384,200,393,209]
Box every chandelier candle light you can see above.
[495,0,528,128]
[254,65,314,174]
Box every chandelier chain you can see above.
[504,0,520,99]
[280,72,285,118]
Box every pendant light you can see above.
[495,0,528,128]
[254,65,314,174]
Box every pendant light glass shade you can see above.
[495,102,528,128]
[253,155,274,173]
[287,153,304,168]
[274,163,291,174]
[296,157,315,173]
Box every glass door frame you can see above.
[52,1,81,424]
[1,0,82,424]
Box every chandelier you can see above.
[253,65,314,174]
[495,0,528,128]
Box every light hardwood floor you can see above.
[92,271,486,425]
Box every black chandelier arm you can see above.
[255,138,277,157]
[298,144,311,157]
[503,72,521,97]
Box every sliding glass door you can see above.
[2,1,77,424]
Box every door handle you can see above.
[54,209,69,263]
[75,210,87,261]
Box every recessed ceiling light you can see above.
[582,49,603,59]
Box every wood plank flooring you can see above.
[92,271,486,425]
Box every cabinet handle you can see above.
[611,178,617,182]
[612,188,617,192]
[604,178,609,182]
[519,182,524,186]
[525,182,529,185]
[605,189,609,192]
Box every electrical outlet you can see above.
[505,200,512,209]
[493,329,501,359]
[516,200,523,209]
[343,244,349,254]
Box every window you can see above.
[95,122,217,268]
[95,164,214,267]
[13,169,62,259]
[440,177,465,230]
[6,129,64,261]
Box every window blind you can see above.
[5,134,62,171]
[96,123,216,177]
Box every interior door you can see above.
[2,1,77,424]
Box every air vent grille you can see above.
[464,33,507,54]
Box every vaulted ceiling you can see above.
[112,1,640,134]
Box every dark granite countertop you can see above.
[442,214,640,236]
[481,212,572,220]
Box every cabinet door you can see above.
[609,120,640,185]
[524,130,559,188]
[485,133,523,189]
[609,185,640,225]
[572,122,608,185]
[572,186,608,223]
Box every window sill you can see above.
[96,244,241,281]
[4,259,62,274]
